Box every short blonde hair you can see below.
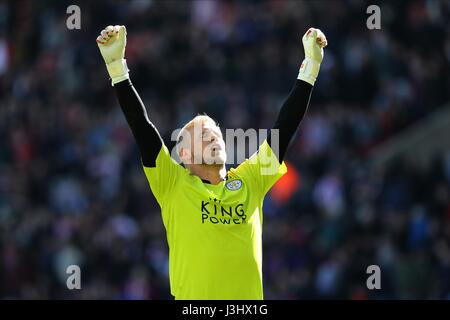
[176,114,219,152]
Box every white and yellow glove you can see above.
[298,28,328,86]
[96,25,129,85]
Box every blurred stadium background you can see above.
[0,0,449,299]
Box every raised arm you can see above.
[96,25,163,167]
[268,28,327,161]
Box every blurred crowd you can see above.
[1,0,449,299]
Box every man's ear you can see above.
[178,147,190,163]
[178,147,185,161]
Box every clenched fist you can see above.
[96,25,129,85]
[302,28,327,64]
[298,27,328,86]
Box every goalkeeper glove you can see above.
[298,27,328,86]
[96,25,129,85]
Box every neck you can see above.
[187,164,226,185]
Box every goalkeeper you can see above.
[97,25,327,300]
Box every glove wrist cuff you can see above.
[297,57,321,86]
[106,59,130,86]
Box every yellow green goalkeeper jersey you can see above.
[142,140,287,300]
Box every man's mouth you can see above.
[211,144,222,152]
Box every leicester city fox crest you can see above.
[226,179,243,191]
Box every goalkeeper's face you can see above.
[179,122,227,166]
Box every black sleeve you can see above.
[267,79,313,162]
[114,79,163,167]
